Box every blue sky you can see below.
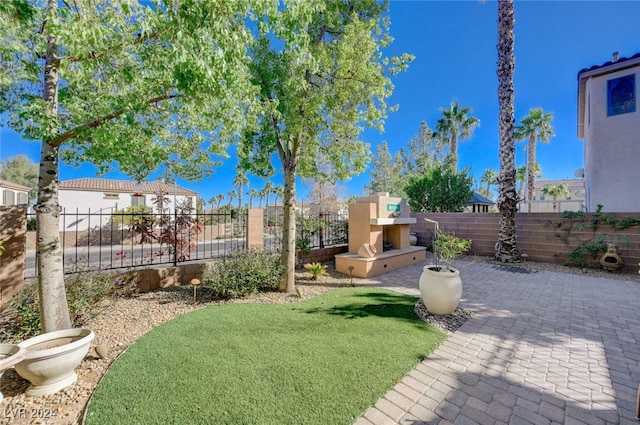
[1,0,639,205]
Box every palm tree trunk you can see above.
[495,0,521,262]
[527,135,536,213]
[37,1,72,332]
[450,133,458,169]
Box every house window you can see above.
[607,74,636,116]
[17,192,28,205]
[131,195,146,207]
[3,190,15,205]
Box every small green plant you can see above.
[201,247,283,299]
[303,262,329,280]
[0,241,4,256]
[27,217,37,231]
[433,232,472,272]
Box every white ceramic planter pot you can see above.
[418,265,462,316]
[15,328,95,397]
[0,344,27,402]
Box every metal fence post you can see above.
[173,208,178,267]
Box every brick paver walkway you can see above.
[353,258,640,425]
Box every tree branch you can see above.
[50,93,176,147]
[64,30,163,63]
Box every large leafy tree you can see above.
[515,107,554,212]
[240,0,411,293]
[400,121,447,176]
[1,0,271,332]
[0,154,39,202]
[434,100,480,170]
[495,0,521,262]
[369,141,404,196]
[404,164,474,213]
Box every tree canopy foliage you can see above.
[239,0,412,292]
[0,154,39,202]
[0,0,276,332]
[404,165,474,213]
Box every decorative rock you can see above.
[357,244,377,258]
[95,343,109,359]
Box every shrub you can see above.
[201,248,283,299]
[1,268,137,342]
[303,262,329,280]
[110,205,153,228]
[27,217,37,231]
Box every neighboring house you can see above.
[518,179,585,213]
[58,178,198,231]
[0,179,30,206]
[578,52,640,212]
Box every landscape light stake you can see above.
[190,278,201,303]
[348,266,355,286]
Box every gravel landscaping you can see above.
[1,258,638,425]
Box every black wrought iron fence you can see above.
[25,209,246,278]
[262,206,349,253]
[25,205,348,279]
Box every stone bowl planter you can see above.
[0,344,27,402]
[15,328,95,397]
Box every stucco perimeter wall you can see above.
[411,212,640,274]
[0,206,27,303]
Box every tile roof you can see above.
[59,178,198,196]
[578,52,640,76]
[0,179,31,192]
[533,179,584,191]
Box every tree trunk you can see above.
[495,0,521,262]
[279,161,297,293]
[37,4,72,332]
[450,133,458,168]
[527,135,536,213]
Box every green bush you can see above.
[1,268,137,342]
[201,248,283,299]
[111,205,153,227]
[27,217,37,231]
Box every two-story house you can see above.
[578,52,640,212]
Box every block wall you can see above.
[411,212,640,274]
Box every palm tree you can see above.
[515,108,555,212]
[541,183,569,212]
[273,185,284,208]
[480,168,498,196]
[227,190,237,208]
[516,163,542,202]
[495,0,520,262]
[257,187,266,208]
[262,181,274,209]
[247,188,259,208]
[233,171,249,210]
[435,100,480,170]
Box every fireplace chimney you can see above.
[613,51,620,62]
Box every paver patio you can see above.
[354,258,640,425]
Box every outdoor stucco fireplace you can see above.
[335,192,426,278]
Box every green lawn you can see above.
[85,288,445,425]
